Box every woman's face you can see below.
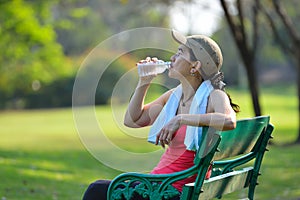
[169,44,193,79]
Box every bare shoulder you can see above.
[209,89,229,101]
[207,89,231,113]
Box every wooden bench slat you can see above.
[183,167,253,200]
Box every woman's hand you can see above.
[155,115,182,148]
[137,56,158,64]
[139,74,156,85]
[136,57,159,84]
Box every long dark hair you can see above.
[227,92,240,113]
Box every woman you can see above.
[82,30,239,200]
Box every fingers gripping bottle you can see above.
[137,58,171,77]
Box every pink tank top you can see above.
[150,125,196,192]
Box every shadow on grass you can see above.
[0,148,121,200]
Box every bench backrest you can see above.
[213,116,270,161]
[195,116,270,163]
[185,116,272,200]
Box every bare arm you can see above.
[156,89,236,148]
[124,76,172,128]
[178,90,236,130]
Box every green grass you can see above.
[0,85,299,199]
[228,84,298,145]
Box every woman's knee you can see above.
[82,180,111,200]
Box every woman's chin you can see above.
[168,70,181,79]
[168,70,175,78]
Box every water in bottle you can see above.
[137,60,171,77]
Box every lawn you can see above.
[0,85,299,200]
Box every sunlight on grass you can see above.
[19,168,73,181]
[0,109,82,151]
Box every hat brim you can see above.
[171,29,187,46]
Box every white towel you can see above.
[148,80,214,150]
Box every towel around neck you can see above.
[148,80,214,151]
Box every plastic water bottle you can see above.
[137,60,171,77]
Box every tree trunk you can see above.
[295,55,300,143]
[219,0,262,117]
[234,37,261,116]
[246,61,261,116]
[241,53,261,116]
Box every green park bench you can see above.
[107,116,274,200]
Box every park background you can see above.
[0,0,299,199]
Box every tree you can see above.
[219,0,262,116]
[52,0,111,56]
[52,0,172,56]
[97,0,170,33]
[0,0,69,108]
[258,0,300,143]
[0,0,174,109]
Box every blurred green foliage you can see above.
[0,0,169,109]
[0,0,297,109]
[0,1,68,102]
